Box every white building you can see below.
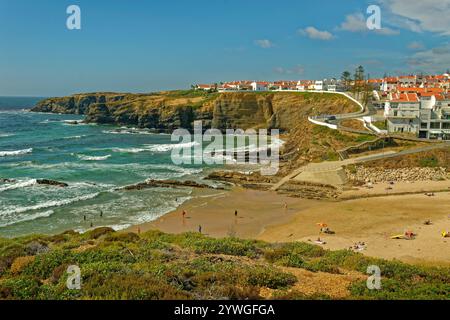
[314,80,323,91]
[251,81,269,91]
[384,93,421,134]
[384,92,450,140]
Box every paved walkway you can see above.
[271,142,450,191]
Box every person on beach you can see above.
[284,203,288,210]
[235,210,238,217]
[182,210,187,218]
[198,225,202,233]
[137,227,141,235]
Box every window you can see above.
[430,122,441,129]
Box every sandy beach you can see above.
[129,181,450,266]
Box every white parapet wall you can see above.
[308,117,338,129]
[363,116,388,134]
[306,91,364,130]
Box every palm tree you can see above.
[341,71,351,90]
[353,66,365,93]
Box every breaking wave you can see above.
[0,179,38,193]
[0,133,13,138]
[77,154,111,161]
[144,141,200,153]
[0,210,55,228]
[0,148,33,157]
[102,127,156,135]
[0,192,101,217]
[112,147,147,153]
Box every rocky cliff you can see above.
[32,91,359,133]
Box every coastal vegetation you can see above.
[362,149,450,169]
[0,229,448,300]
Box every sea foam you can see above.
[77,154,111,161]
[0,179,37,192]
[0,148,33,157]
[0,192,101,217]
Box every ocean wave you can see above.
[62,120,85,125]
[0,192,101,217]
[0,133,14,138]
[77,154,111,161]
[144,141,200,153]
[63,135,86,140]
[0,148,33,157]
[102,128,156,135]
[112,147,147,153]
[0,210,55,228]
[110,141,200,154]
[0,179,37,192]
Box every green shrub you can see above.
[23,250,74,279]
[85,227,115,239]
[0,276,41,300]
[246,266,297,289]
[104,232,140,243]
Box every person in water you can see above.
[100,210,103,218]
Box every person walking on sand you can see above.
[234,210,238,217]
[182,210,187,218]
[198,225,202,233]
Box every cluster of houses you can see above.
[373,74,450,140]
[195,79,342,93]
[195,73,450,140]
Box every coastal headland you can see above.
[32,90,450,266]
[1,90,447,300]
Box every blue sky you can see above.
[1,0,449,96]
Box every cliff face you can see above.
[32,91,358,133]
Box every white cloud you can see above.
[298,27,334,40]
[254,39,274,48]
[407,43,450,73]
[274,65,305,75]
[339,13,367,32]
[338,13,399,35]
[380,0,450,35]
[407,41,424,50]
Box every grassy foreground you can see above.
[0,228,448,300]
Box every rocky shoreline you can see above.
[346,166,448,183]
[120,179,225,191]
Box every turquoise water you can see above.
[0,98,212,237]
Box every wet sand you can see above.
[129,182,450,266]
[129,188,322,239]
